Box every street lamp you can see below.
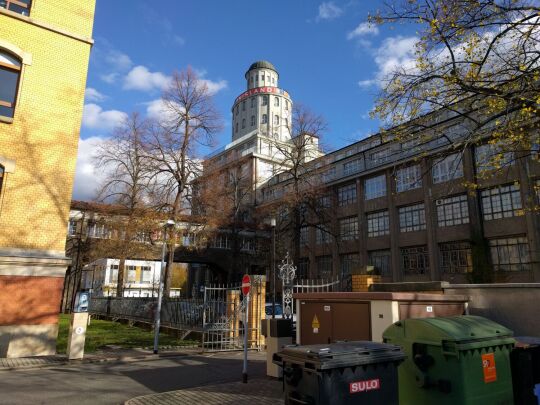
[153,219,175,354]
[270,217,276,319]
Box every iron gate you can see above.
[202,276,265,352]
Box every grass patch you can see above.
[56,314,198,354]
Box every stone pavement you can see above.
[0,346,201,370]
[126,378,284,405]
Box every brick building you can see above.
[0,1,95,357]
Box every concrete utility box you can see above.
[294,292,469,345]
[262,318,292,378]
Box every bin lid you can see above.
[383,315,515,351]
[274,341,406,370]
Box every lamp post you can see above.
[153,219,175,354]
[270,218,276,319]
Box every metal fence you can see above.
[291,275,351,316]
[90,296,204,331]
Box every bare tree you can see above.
[146,67,223,294]
[93,113,157,297]
[264,104,332,267]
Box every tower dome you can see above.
[245,60,278,76]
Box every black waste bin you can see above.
[273,341,406,405]
[511,337,540,405]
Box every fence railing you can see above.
[90,296,205,331]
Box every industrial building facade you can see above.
[0,1,95,357]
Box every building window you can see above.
[250,115,255,126]
[440,242,472,274]
[367,210,390,237]
[489,236,530,271]
[337,183,357,206]
[368,250,391,276]
[396,164,422,192]
[432,153,464,183]
[273,115,279,125]
[261,114,268,124]
[341,253,360,276]
[285,101,289,110]
[241,238,255,252]
[284,118,289,128]
[0,50,22,118]
[398,203,426,232]
[241,118,246,129]
[0,0,31,15]
[315,224,331,244]
[261,74,265,81]
[235,122,238,133]
[401,246,429,275]
[436,194,469,227]
[365,174,386,200]
[274,97,279,107]
[0,165,4,195]
[251,97,255,108]
[242,100,246,111]
[300,226,309,246]
[475,143,513,172]
[370,148,391,165]
[318,195,331,208]
[340,216,359,241]
[262,95,268,106]
[141,266,152,283]
[109,264,119,283]
[315,256,333,278]
[126,265,137,283]
[235,105,239,115]
[213,235,231,249]
[343,158,362,176]
[87,222,111,239]
[297,258,309,279]
[481,183,523,220]
[68,219,77,236]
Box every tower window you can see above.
[261,74,265,81]
[235,105,239,115]
[274,115,280,125]
[251,115,255,126]
[0,50,22,119]
[261,114,268,124]
[242,101,246,111]
[242,118,246,129]
[285,101,289,111]
[272,77,275,85]
[262,95,268,106]
[1,0,31,15]
[274,97,279,107]
[235,122,238,133]
[251,97,255,108]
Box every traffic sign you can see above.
[241,274,251,296]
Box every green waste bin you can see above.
[383,315,515,405]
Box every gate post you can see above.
[248,276,266,348]
[226,289,241,341]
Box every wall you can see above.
[444,284,540,336]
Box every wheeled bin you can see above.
[511,337,540,405]
[273,341,405,405]
[383,315,515,405]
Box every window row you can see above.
[0,0,31,16]
[235,114,288,132]
[235,96,289,114]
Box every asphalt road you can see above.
[0,352,267,405]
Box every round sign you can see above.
[241,274,251,296]
[75,326,84,335]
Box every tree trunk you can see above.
[117,257,125,297]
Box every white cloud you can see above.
[105,49,133,72]
[85,87,106,102]
[72,136,108,201]
[317,2,343,21]
[173,35,186,46]
[100,73,119,84]
[357,35,419,88]
[198,78,228,95]
[82,103,127,131]
[347,22,379,40]
[145,98,179,122]
[123,65,171,92]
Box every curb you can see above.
[0,350,201,371]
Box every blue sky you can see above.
[75,0,417,200]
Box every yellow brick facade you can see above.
[0,1,95,252]
[0,1,95,358]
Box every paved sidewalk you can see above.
[126,378,284,405]
[0,346,201,370]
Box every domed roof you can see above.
[246,60,278,74]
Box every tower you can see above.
[231,61,292,142]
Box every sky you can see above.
[74,0,417,201]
